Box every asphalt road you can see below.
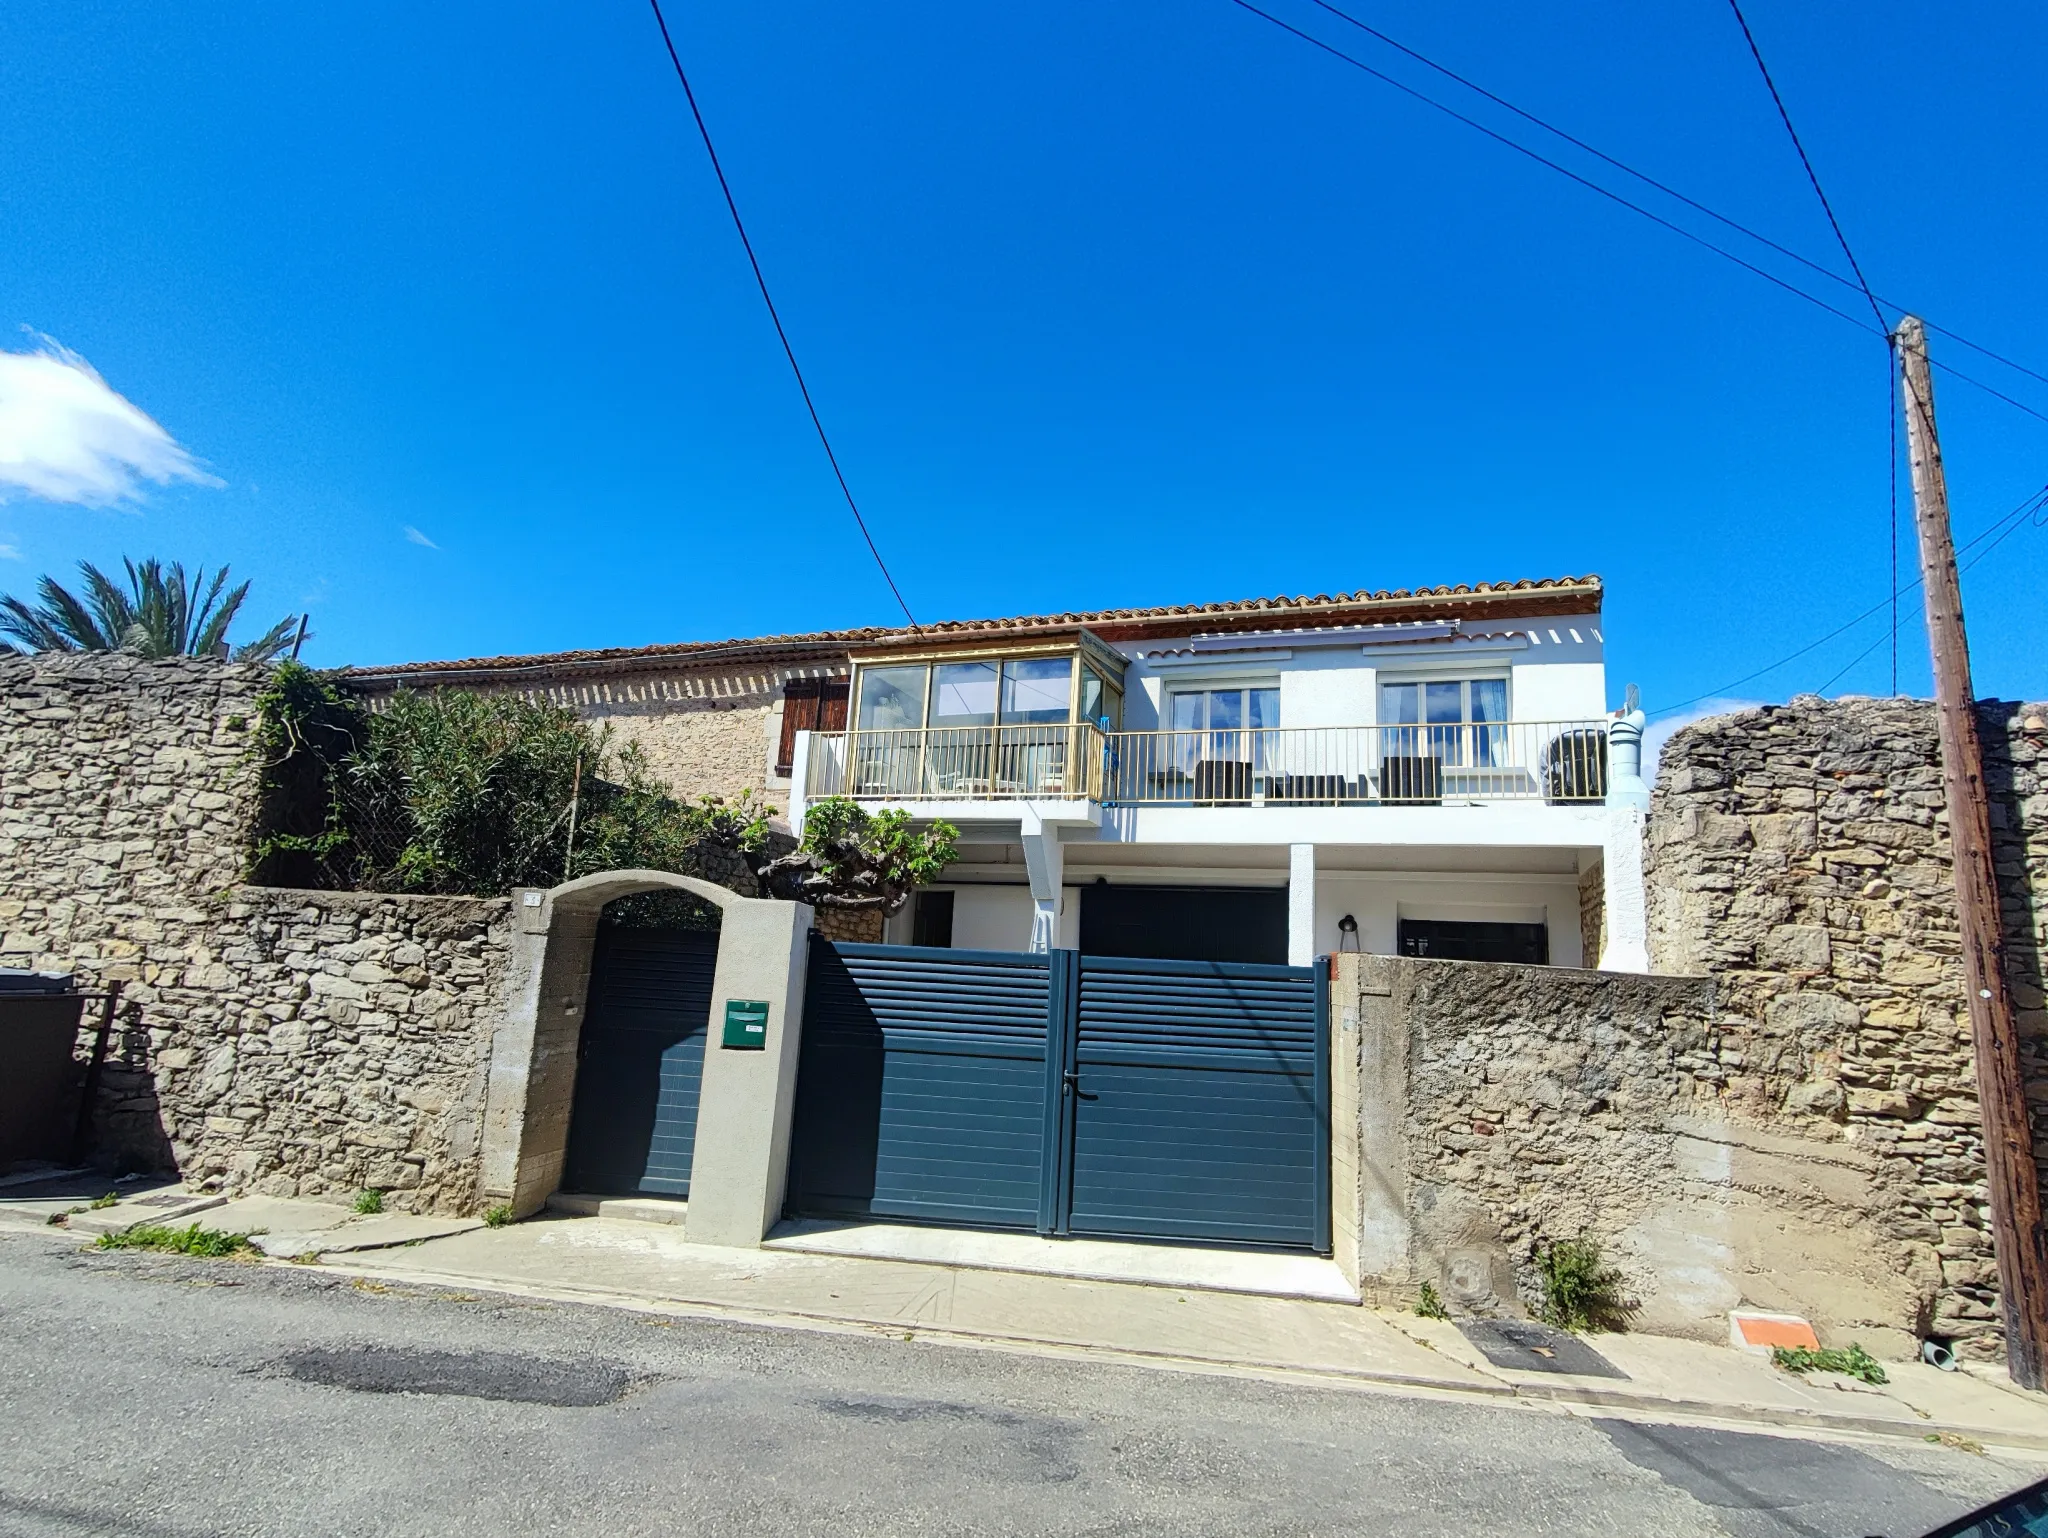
[0,1228,2035,1538]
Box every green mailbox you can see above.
[721,998,770,1050]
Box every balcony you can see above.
[805,720,1613,807]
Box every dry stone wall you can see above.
[1644,695,2048,1361]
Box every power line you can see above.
[1231,0,2048,423]
[643,0,919,630]
[1223,0,1879,334]
[1650,482,2048,716]
[1721,0,1887,331]
[1301,0,2048,392]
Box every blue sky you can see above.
[1,2,2042,716]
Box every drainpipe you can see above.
[1598,701,1651,973]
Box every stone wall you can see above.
[1339,952,1938,1355]
[357,660,851,817]
[147,888,509,1207]
[1643,695,2048,1361]
[0,653,512,1210]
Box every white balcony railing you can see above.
[807,720,1613,806]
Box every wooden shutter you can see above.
[819,679,849,732]
[777,679,822,776]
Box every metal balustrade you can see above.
[806,720,1611,806]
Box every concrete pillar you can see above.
[683,897,815,1248]
[1288,843,1316,967]
[788,728,812,832]
[480,888,602,1216]
[1351,954,1413,1288]
[1600,708,1651,973]
[1020,812,1064,955]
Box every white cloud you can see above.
[0,543,20,561]
[1643,697,1771,780]
[403,526,439,549]
[0,334,221,507]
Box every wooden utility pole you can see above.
[1898,314,2048,1389]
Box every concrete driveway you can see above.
[0,1227,2037,1538]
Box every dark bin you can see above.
[0,970,86,1166]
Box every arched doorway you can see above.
[558,888,723,1199]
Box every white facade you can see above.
[796,609,1647,972]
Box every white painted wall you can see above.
[895,884,1080,953]
[1313,873,1584,967]
[1509,660,1605,722]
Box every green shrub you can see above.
[1771,1343,1888,1385]
[352,1189,384,1215]
[1414,1280,1450,1321]
[1533,1238,1633,1332]
[482,1204,514,1229]
[95,1224,252,1258]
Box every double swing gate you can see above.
[787,940,1330,1252]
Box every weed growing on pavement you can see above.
[1533,1238,1632,1332]
[1414,1281,1451,1320]
[482,1204,514,1228]
[352,1189,384,1215]
[95,1223,253,1258]
[1771,1343,1888,1385]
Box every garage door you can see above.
[560,927,718,1197]
[787,940,1328,1251]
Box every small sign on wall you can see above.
[721,999,770,1050]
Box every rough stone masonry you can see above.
[0,653,514,1207]
[1645,695,2048,1361]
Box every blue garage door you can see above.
[786,942,1053,1228]
[561,927,717,1197]
[1067,956,1325,1248]
[787,940,1328,1251]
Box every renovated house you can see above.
[787,575,1638,972]
[351,573,1643,974]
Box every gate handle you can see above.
[1063,1069,1096,1101]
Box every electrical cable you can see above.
[1650,482,2048,716]
[1227,0,2048,425]
[1721,0,1887,331]
[644,0,919,630]
[1889,341,1899,695]
[1300,0,2048,392]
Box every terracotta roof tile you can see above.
[347,574,1600,684]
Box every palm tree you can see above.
[0,558,306,661]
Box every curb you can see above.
[294,1250,2048,1454]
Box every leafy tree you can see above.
[752,797,960,915]
[0,557,303,660]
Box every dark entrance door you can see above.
[1079,884,1287,965]
[561,927,719,1197]
[786,940,1329,1252]
[1397,918,1548,965]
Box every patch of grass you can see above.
[89,1192,118,1210]
[1925,1431,1984,1456]
[1772,1343,1889,1385]
[352,1189,384,1215]
[94,1223,253,1258]
[1534,1238,1633,1333]
[482,1204,514,1229]
[1414,1280,1451,1321]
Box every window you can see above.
[1000,658,1073,724]
[1379,678,1507,766]
[1078,667,1120,729]
[931,662,998,727]
[856,666,927,731]
[776,676,848,775]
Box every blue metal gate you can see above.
[561,927,717,1197]
[786,943,1053,1228]
[786,940,1329,1251]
